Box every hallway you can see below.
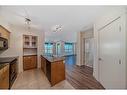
[65,55,104,89]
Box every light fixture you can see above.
[52,25,63,32]
[25,18,31,32]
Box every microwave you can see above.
[0,37,8,50]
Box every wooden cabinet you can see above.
[41,56,46,74]
[23,35,38,71]
[23,55,37,70]
[41,56,65,86]
[0,65,9,89]
[0,25,10,40]
[23,35,37,48]
[51,61,65,86]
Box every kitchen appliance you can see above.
[0,37,8,50]
[9,58,17,89]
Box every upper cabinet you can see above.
[23,35,37,48]
[0,25,10,40]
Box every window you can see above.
[64,43,73,54]
[44,43,53,54]
[57,43,61,55]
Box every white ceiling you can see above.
[0,6,125,42]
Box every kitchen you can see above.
[1,6,126,90]
[0,25,67,89]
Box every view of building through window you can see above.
[64,43,73,54]
[56,43,61,55]
[44,43,53,54]
[44,42,74,56]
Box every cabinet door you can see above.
[41,57,44,71]
[23,56,37,70]
[41,57,46,74]
[31,56,37,69]
[23,56,31,70]
[0,26,10,40]
[0,65,9,89]
[23,35,31,48]
[51,61,65,86]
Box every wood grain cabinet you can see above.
[41,56,46,74]
[0,65,9,89]
[51,61,65,86]
[41,56,65,86]
[0,25,10,40]
[23,55,37,70]
[23,35,38,71]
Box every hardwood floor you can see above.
[65,55,104,89]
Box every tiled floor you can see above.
[11,69,74,89]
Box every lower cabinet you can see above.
[41,56,46,74]
[41,56,65,86]
[51,61,65,86]
[0,65,9,89]
[23,55,37,70]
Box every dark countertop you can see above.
[41,55,65,63]
[0,57,18,70]
[0,57,18,64]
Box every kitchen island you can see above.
[41,55,65,86]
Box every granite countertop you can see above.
[41,55,65,63]
[0,57,18,70]
[0,57,18,64]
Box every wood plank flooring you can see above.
[65,55,104,89]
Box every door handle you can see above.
[98,58,102,61]
[119,59,122,64]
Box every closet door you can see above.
[98,17,124,89]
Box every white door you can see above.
[99,17,124,89]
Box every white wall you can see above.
[93,7,127,88]
[0,17,45,73]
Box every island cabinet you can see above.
[41,56,46,74]
[41,55,65,86]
